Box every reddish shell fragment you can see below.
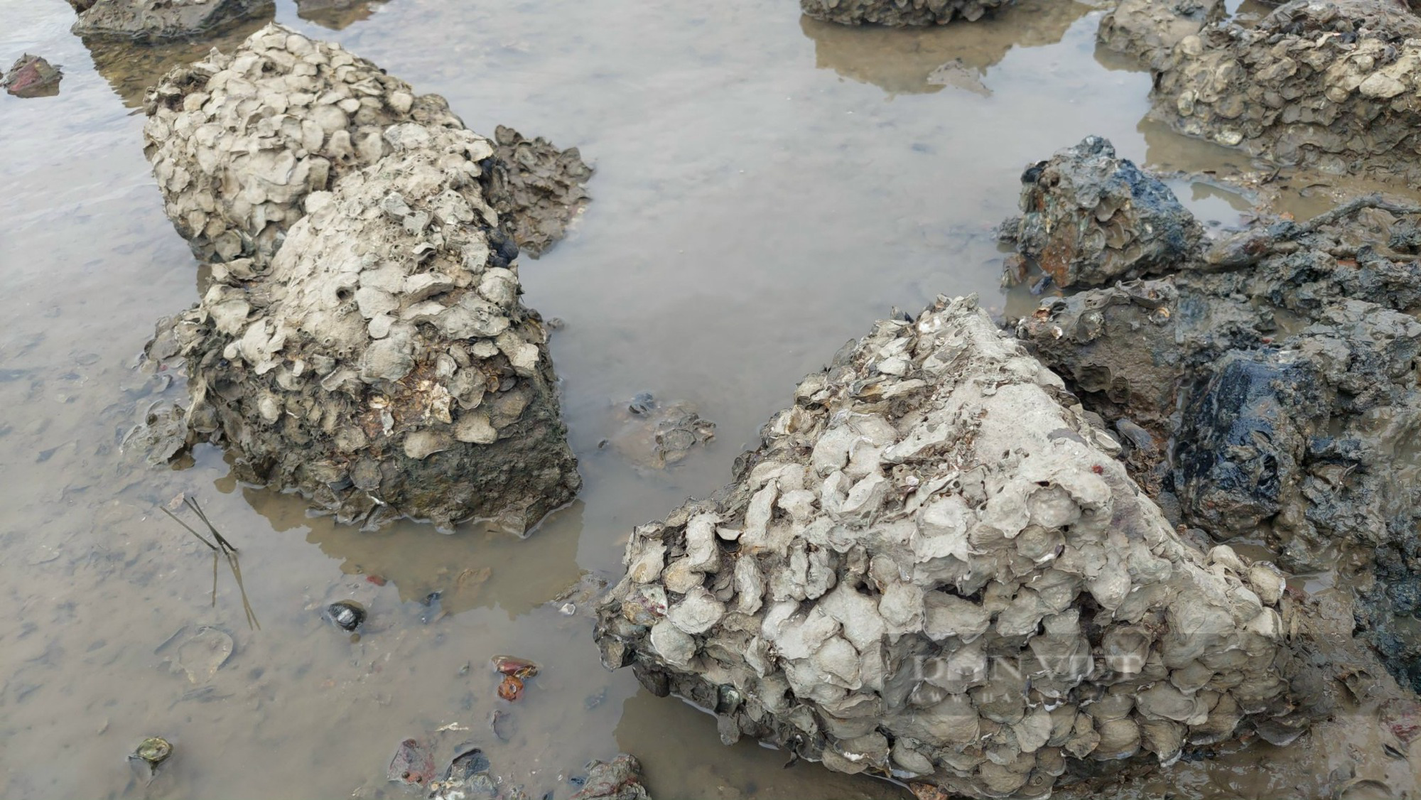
[491,654,539,679]
[498,675,525,701]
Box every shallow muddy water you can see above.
[1,0,1416,798]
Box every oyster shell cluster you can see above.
[1000,137,1204,289]
[595,295,1308,798]
[799,0,1011,26]
[73,0,274,43]
[142,25,582,530]
[1108,0,1421,184]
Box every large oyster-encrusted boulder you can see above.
[595,296,1307,798]
[143,25,465,267]
[1001,137,1203,289]
[1147,0,1421,184]
[800,0,1011,26]
[74,0,274,42]
[164,121,580,531]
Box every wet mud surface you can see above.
[3,0,1421,798]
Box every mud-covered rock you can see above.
[800,0,1012,26]
[157,117,580,531]
[570,754,652,800]
[143,24,591,268]
[3,54,63,98]
[1001,137,1204,289]
[73,0,274,42]
[595,295,1313,798]
[1140,0,1421,185]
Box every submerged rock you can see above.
[1000,137,1204,289]
[1115,0,1421,185]
[1008,139,1421,694]
[144,25,580,531]
[800,0,1011,26]
[73,0,274,42]
[2,54,63,98]
[570,755,652,800]
[595,295,1313,798]
[603,394,716,470]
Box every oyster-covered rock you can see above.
[73,0,274,42]
[1110,0,1421,185]
[143,24,591,268]
[1000,136,1203,289]
[595,295,1311,798]
[158,119,580,530]
[142,25,582,531]
[800,0,1011,26]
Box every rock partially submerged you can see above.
[596,295,1314,798]
[800,0,1011,26]
[1009,138,1421,694]
[3,54,63,98]
[73,0,274,42]
[156,120,580,531]
[570,754,652,800]
[1000,137,1204,289]
[1108,0,1421,185]
[142,25,582,531]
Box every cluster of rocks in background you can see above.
[140,24,590,531]
[1103,0,1421,185]
[1006,137,1421,695]
[72,0,275,42]
[799,0,1012,26]
[294,0,388,31]
[1097,0,1222,71]
[596,295,1321,798]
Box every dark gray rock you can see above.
[1002,137,1204,289]
[1008,142,1421,693]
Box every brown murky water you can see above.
[2,0,1418,798]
